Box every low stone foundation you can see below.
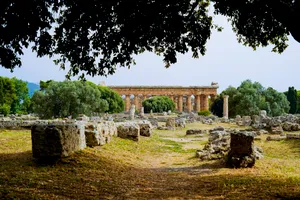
[30,120,153,163]
[85,121,117,147]
[116,122,140,141]
[31,124,86,162]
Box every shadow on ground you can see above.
[1,150,300,200]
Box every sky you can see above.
[0,15,299,93]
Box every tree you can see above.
[297,91,300,114]
[2,1,298,78]
[39,80,54,91]
[213,0,300,49]
[285,87,297,114]
[97,86,124,113]
[0,77,16,115]
[10,77,31,114]
[142,96,175,113]
[31,81,109,118]
[210,95,223,117]
[262,87,290,116]
[222,80,289,117]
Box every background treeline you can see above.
[211,80,300,117]
[0,77,31,115]
[0,77,124,118]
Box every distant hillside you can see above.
[27,82,40,97]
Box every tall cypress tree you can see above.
[285,87,297,114]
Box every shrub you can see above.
[198,110,210,116]
[142,96,175,113]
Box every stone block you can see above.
[137,120,153,137]
[166,118,176,128]
[270,126,283,134]
[31,124,86,162]
[266,135,286,141]
[286,133,300,139]
[116,122,140,141]
[186,129,206,135]
[227,131,256,168]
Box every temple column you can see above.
[139,95,144,110]
[196,95,201,112]
[125,95,130,112]
[200,95,209,111]
[183,96,187,112]
[203,95,209,111]
[174,96,178,110]
[223,95,229,118]
[134,95,139,111]
[187,95,192,113]
[178,95,183,112]
[169,95,174,102]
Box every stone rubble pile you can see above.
[196,127,263,167]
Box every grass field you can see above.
[1,123,300,199]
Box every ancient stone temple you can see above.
[109,83,218,112]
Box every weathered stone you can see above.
[252,115,260,123]
[175,118,186,128]
[31,124,86,162]
[197,130,263,162]
[270,126,283,134]
[148,118,158,128]
[157,126,168,130]
[202,118,214,125]
[266,135,286,141]
[116,122,140,141]
[286,133,300,139]
[282,122,300,131]
[256,130,268,135]
[166,118,176,129]
[227,131,256,168]
[137,120,153,137]
[235,115,242,122]
[85,121,117,147]
[129,105,135,120]
[76,114,89,121]
[209,126,225,133]
[237,121,243,126]
[196,130,230,160]
[254,146,264,159]
[186,129,207,135]
[140,107,145,117]
[260,110,267,118]
[242,116,252,126]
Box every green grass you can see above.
[1,123,300,199]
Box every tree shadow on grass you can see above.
[1,150,300,200]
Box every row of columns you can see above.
[123,94,213,113]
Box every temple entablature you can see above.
[109,84,218,113]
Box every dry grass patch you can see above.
[1,124,300,199]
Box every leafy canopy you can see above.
[142,96,175,113]
[221,80,289,117]
[31,81,109,119]
[1,0,299,78]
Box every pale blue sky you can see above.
[0,15,299,93]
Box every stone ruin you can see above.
[0,115,153,164]
[196,126,263,168]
